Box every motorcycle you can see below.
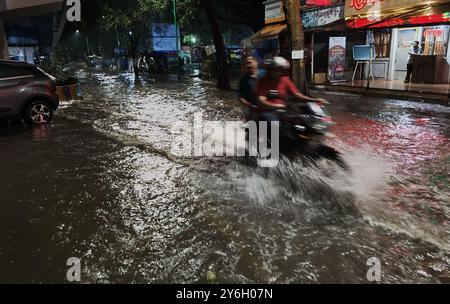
[246,91,347,169]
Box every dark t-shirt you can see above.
[239,75,257,105]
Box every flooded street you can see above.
[0,72,449,283]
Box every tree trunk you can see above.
[284,0,307,95]
[201,0,230,90]
[0,18,8,60]
[128,35,139,79]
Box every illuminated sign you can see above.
[306,0,332,5]
[151,23,181,52]
[349,0,384,11]
[409,14,450,25]
[345,0,450,29]
[345,0,425,19]
[347,13,450,28]
[424,28,445,37]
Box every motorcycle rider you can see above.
[255,56,327,123]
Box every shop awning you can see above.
[250,23,287,43]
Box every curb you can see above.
[310,84,450,105]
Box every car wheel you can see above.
[24,100,54,126]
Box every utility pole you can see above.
[0,18,8,59]
[284,0,307,95]
[173,0,181,79]
[86,35,90,57]
[200,0,230,90]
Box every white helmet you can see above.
[270,56,290,70]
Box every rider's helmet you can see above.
[270,56,290,70]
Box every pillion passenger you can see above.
[238,57,259,122]
[255,57,326,124]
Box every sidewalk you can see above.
[310,79,450,104]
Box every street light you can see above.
[75,30,90,58]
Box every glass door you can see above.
[394,28,418,81]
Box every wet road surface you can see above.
[0,71,449,283]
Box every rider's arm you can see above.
[239,97,251,107]
[293,92,318,103]
[258,96,286,109]
[284,77,328,104]
[238,79,249,106]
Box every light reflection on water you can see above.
[0,71,448,283]
[67,72,450,283]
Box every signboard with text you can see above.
[264,0,285,24]
[306,0,332,5]
[303,4,345,29]
[328,37,347,82]
[151,23,181,52]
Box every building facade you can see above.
[0,0,66,62]
[306,0,450,88]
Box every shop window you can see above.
[422,26,449,56]
[373,30,391,58]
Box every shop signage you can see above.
[264,0,285,24]
[303,5,345,29]
[424,28,446,37]
[205,45,216,56]
[328,37,347,82]
[348,12,450,28]
[292,50,305,59]
[345,0,424,18]
[345,0,450,28]
[306,0,333,5]
[349,0,384,11]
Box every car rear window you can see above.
[0,63,36,79]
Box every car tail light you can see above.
[47,80,56,92]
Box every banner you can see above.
[328,37,347,82]
[302,5,345,29]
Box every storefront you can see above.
[246,1,344,80]
[345,0,450,83]
[245,0,289,65]
[246,0,450,94]
[355,25,450,83]
[0,0,65,61]
[305,0,450,95]
[303,1,360,83]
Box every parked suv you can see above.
[0,60,59,126]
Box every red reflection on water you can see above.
[330,113,450,227]
[330,113,450,173]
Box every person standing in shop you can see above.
[405,41,422,83]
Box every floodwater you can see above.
[0,71,449,283]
